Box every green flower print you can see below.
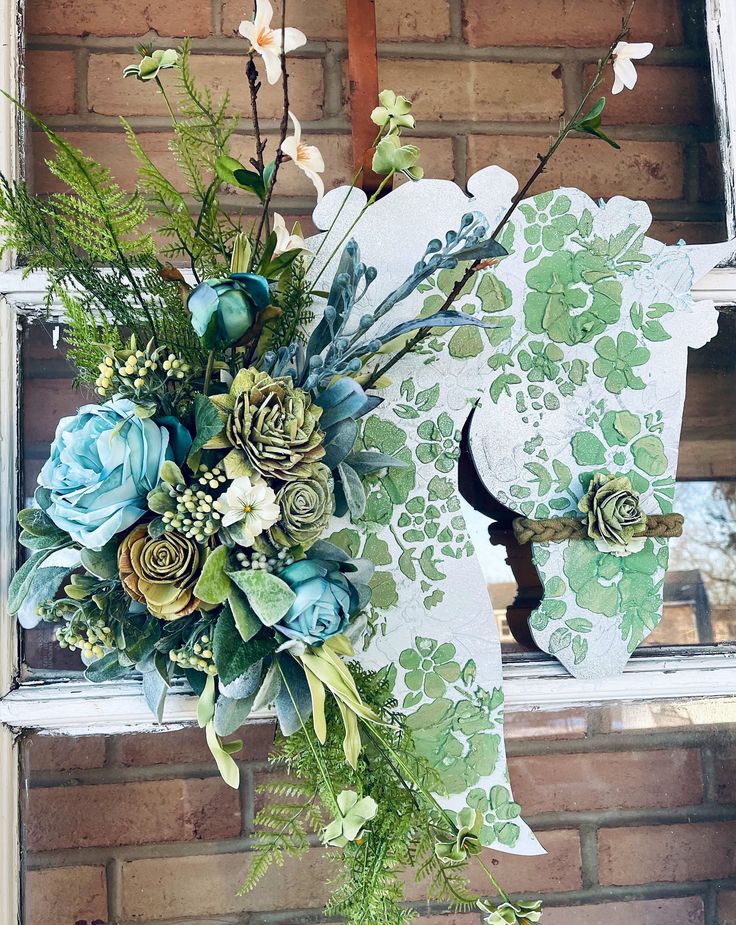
[398,496,441,542]
[417,413,460,473]
[524,250,622,346]
[519,191,578,252]
[400,637,461,699]
[570,408,671,508]
[517,340,564,382]
[563,538,668,650]
[467,784,522,848]
[592,331,650,394]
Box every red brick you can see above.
[650,221,727,245]
[505,708,587,740]
[463,0,684,47]
[467,135,684,200]
[542,897,704,925]
[378,60,564,122]
[26,778,240,850]
[87,53,324,121]
[121,850,333,919]
[583,65,712,126]
[598,821,736,885]
[221,0,450,41]
[712,743,736,804]
[26,734,106,772]
[25,51,76,116]
[25,866,107,925]
[26,0,212,37]
[119,723,275,766]
[718,889,736,924]
[509,749,703,815]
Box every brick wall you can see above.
[21,702,736,925]
[18,1,734,924]
[24,0,725,243]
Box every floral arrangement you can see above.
[0,1,653,922]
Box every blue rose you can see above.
[188,272,271,348]
[275,558,359,646]
[38,398,171,550]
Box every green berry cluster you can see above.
[55,612,114,660]
[169,631,218,675]
[161,465,227,541]
[235,547,295,572]
[95,336,191,400]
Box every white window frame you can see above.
[2,1,736,920]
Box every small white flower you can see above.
[611,41,653,94]
[281,112,325,201]
[238,0,307,85]
[213,475,280,545]
[273,212,311,255]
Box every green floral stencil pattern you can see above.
[308,166,728,852]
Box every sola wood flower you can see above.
[123,47,178,81]
[238,0,306,85]
[434,807,483,866]
[281,112,325,200]
[322,790,379,848]
[118,524,205,619]
[611,41,653,94]
[578,472,647,557]
[213,475,279,544]
[370,89,415,133]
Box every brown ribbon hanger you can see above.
[346,0,392,196]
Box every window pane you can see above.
[20,318,85,674]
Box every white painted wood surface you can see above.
[707,0,736,241]
[0,0,22,919]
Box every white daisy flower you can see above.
[213,475,280,545]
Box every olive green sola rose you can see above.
[269,463,335,550]
[118,524,205,619]
[579,472,647,556]
[205,368,326,481]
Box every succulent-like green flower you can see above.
[206,369,326,482]
[478,899,543,925]
[269,463,334,550]
[322,790,378,848]
[123,47,179,81]
[579,472,647,557]
[372,134,423,180]
[434,807,483,866]
[370,89,415,133]
[592,331,649,394]
[118,524,206,619]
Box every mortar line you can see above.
[579,822,599,890]
[448,0,464,41]
[211,0,223,37]
[700,743,718,804]
[106,856,123,925]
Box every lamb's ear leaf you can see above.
[8,550,49,615]
[194,546,232,605]
[229,570,295,626]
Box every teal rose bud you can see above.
[274,558,360,646]
[188,273,271,349]
[38,398,171,550]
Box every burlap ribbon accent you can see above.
[512,513,684,545]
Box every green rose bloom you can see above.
[269,463,335,550]
[206,368,326,482]
[118,524,206,619]
[579,472,647,557]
